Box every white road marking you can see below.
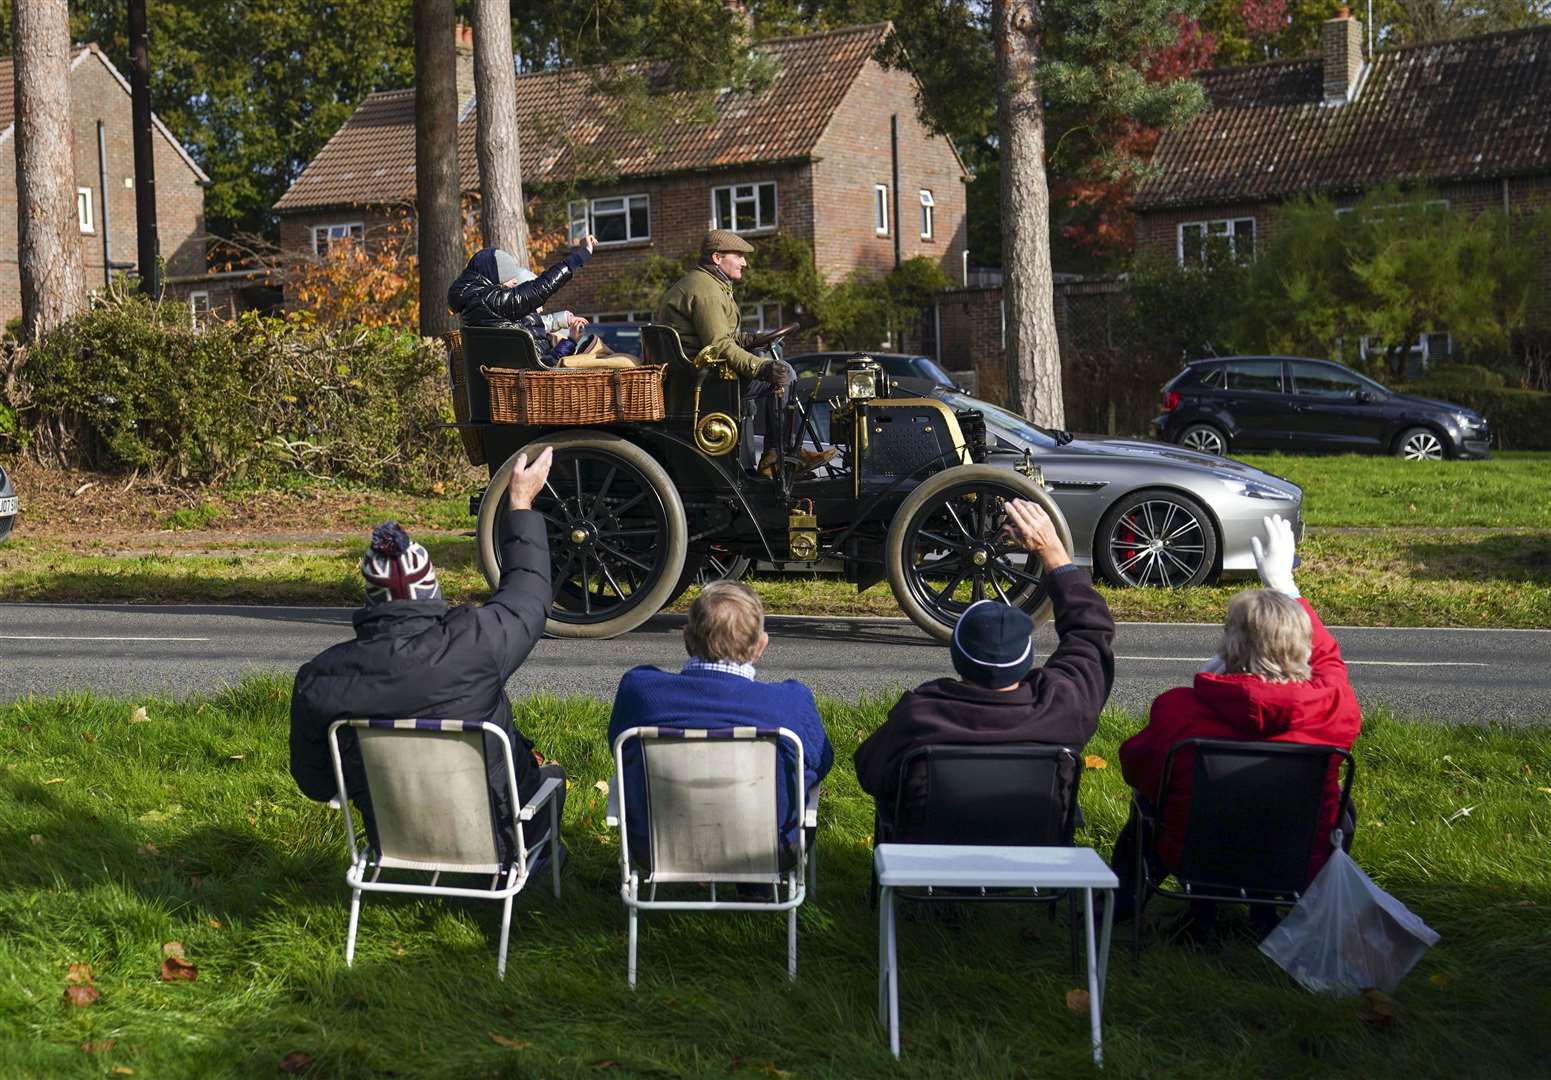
[1114,655,1488,668]
[0,635,210,642]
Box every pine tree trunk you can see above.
[471,0,528,264]
[414,0,463,338]
[994,0,1066,428]
[12,0,86,343]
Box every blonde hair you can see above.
[684,580,765,663]
[1220,590,1313,683]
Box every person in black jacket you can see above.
[447,239,596,365]
[289,447,561,862]
[854,500,1116,826]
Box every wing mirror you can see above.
[1355,389,1377,403]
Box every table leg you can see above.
[886,887,900,1059]
[877,884,888,1026]
[1084,887,1103,1067]
[1098,884,1115,1005]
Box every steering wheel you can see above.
[746,322,800,351]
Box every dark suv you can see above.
[1154,356,1491,460]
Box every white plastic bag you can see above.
[1259,847,1440,996]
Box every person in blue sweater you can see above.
[608,580,834,867]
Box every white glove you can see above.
[540,309,573,335]
[1251,513,1300,599]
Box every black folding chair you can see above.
[1129,738,1355,963]
[870,743,1085,971]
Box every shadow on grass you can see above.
[1405,532,1551,583]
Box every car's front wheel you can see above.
[1177,423,1228,456]
[1094,489,1218,589]
[1394,427,1448,461]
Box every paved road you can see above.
[1,603,1545,723]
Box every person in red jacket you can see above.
[1113,513,1360,936]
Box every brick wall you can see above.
[810,56,968,284]
[0,49,207,327]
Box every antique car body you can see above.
[0,463,16,544]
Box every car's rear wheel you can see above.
[885,464,1072,641]
[1177,423,1228,456]
[477,431,687,638]
[664,545,753,606]
[1094,489,1218,589]
[1394,427,1447,461]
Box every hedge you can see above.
[1393,381,1551,451]
[1,295,470,491]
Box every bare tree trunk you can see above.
[994,0,1066,428]
[12,0,86,343]
[414,0,463,338]
[472,0,528,263]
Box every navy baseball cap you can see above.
[950,600,1035,687]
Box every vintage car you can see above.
[450,323,1074,641]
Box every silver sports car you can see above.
[934,388,1303,587]
[0,463,16,544]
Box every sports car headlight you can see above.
[1220,478,1289,500]
[846,359,880,400]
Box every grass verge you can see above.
[2,681,1549,1078]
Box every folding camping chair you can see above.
[326,718,564,978]
[610,725,809,987]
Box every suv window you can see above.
[1288,360,1371,399]
[1226,360,1284,393]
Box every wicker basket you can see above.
[479,364,667,426]
[443,330,487,466]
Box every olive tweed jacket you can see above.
[655,265,764,377]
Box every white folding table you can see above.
[873,844,1118,1065]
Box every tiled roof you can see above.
[1135,25,1551,210]
[275,23,890,212]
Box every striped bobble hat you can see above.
[361,522,442,606]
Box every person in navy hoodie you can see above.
[607,580,834,869]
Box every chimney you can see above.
[454,22,475,105]
[1321,6,1364,105]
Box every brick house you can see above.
[0,44,213,328]
[1133,13,1551,360]
[274,23,968,344]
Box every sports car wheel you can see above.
[1178,423,1228,456]
[885,464,1073,642]
[1094,489,1217,589]
[477,431,688,638]
[1394,427,1447,461]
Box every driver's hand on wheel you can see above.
[760,360,793,390]
[1004,499,1072,570]
[507,446,555,511]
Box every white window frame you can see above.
[588,310,652,323]
[77,187,95,234]
[188,290,211,326]
[567,194,650,246]
[711,181,777,234]
[874,184,890,236]
[312,221,364,256]
[739,301,783,333]
[919,189,935,240]
[1176,217,1255,266]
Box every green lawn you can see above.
[3,682,1549,1078]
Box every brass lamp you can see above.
[845,358,881,400]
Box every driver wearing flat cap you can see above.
[854,500,1116,827]
[657,229,834,478]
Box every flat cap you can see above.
[702,228,756,255]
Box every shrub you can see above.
[1410,363,1507,391]
[7,294,472,491]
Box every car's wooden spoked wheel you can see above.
[885,465,1072,642]
[477,432,687,639]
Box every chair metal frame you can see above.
[326,718,563,978]
[1130,737,1355,962]
[610,724,808,987]
[871,742,1087,971]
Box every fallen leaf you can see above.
[44,777,67,785]
[139,806,182,823]
[159,956,198,982]
[65,963,93,984]
[1429,973,1453,989]
[1536,787,1551,795]
[1357,987,1395,1030]
[228,753,245,761]
[162,941,187,961]
[1522,763,1534,777]
[488,1032,532,1050]
[129,707,150,724]
[594,1062,619,1071]
[64,984,100,1007]
[1084,754,1108,770]
[80,1040,116,1053]
[135,842,159,856]
[111,1068,135,1077]
[593,779,609,796]
[30,834,44,846]
[753,1064,793,1078]
[208,918,223,930]
[1065,988,1090,1014]
[278,1051,313,1074]
[82,732,96,743]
